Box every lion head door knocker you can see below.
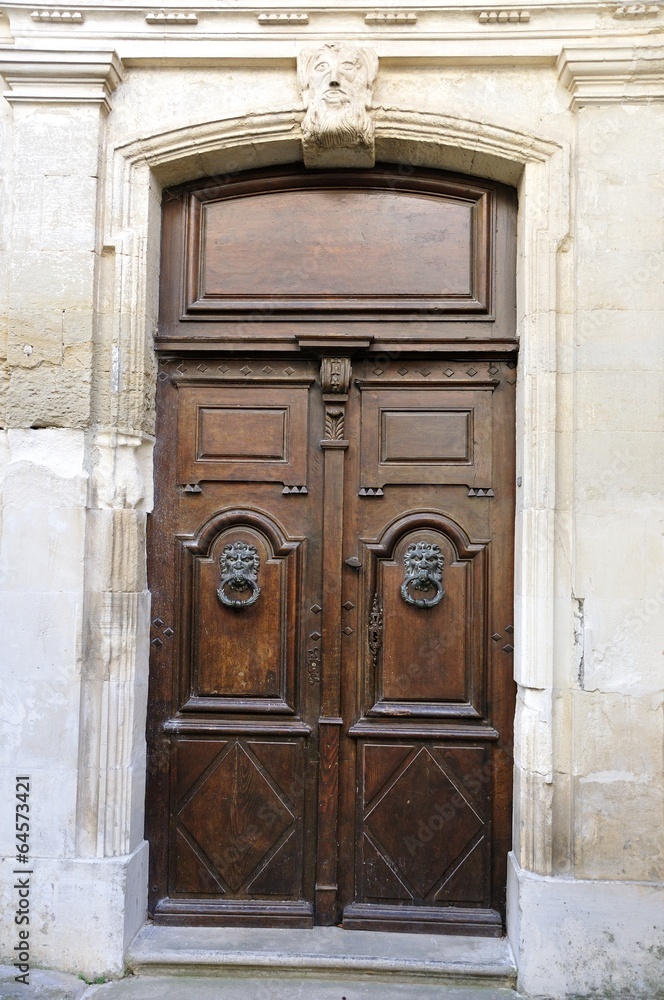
[217,541,261,610]
[400,541,445,609]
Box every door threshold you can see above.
[127,923,517,988]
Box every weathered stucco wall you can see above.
[0,7,663,996]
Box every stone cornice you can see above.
[0,2,663,55]
[557,43,664,106]
[0,47,123,108]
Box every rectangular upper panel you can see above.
[360,385,493,487]
[199,190,475,300]
[177,385,309,485]
[381,410,472,464]
[177,170,494,320]
[157,167,519,348]
[198,407,288,461]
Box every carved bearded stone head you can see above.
[297,43,378,167]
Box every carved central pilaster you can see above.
[321,357,351,448]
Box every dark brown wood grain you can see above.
[146,165,516,934]
[156,165,516,348]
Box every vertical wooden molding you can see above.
[315,358,351,922]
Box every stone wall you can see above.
[0,6,663,996]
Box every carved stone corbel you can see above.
[297,42,378,168]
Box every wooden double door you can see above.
[147,350,515,933]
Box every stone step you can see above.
[88,975,521,1000]
[126,926,517,989]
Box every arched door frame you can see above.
[80,106,571,953]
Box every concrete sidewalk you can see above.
[1,968,521,1000]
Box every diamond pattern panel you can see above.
[365,747,483,899]
[178,743,293,891]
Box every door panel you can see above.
[359,384,494,488]
[180,516,302,711]
[176,383,311,486]
[336,355,514,934]
[177,171,493,319]
[360,517,488,716]
[148,358,321,925]
[147,353,514,932]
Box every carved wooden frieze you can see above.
[297,43,378,168]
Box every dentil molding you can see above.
[0,46,123,107]
[557,44,664,106]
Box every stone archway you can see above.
[82,106,569,962]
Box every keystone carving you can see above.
[297,42,378,168]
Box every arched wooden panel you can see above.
[177,511,303,714]
[361,512,488,720]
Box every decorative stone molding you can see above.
[145,10,198,24]
[613,3,660,16]
[479,9,530,22]
[30,9,84,22]
[0,48,123,109]
[297,42,378,168]
[557,44,664,107]
[258,11,309,24]
[104,107,566,892]
[364,11,417,24]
